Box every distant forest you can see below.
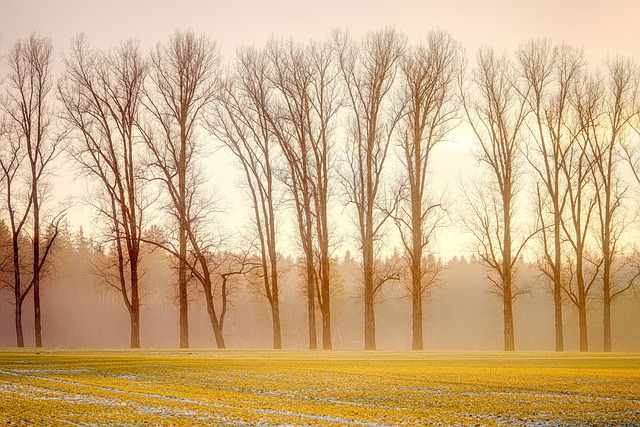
[1,28,639,352]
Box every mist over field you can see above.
[1,235,638,351]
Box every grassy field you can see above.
[0,349,638,426]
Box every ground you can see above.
[0,349,638,426]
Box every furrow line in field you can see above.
[0,369,396,427]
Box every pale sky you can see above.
[3,0,638,59]
[1,0,639,259]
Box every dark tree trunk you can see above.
[602,213,612,352]
[578,305,588,352]
[15,298,24,348]
[307,259,317,350]
[603,284,611,352]
[503,191,515,352]
[33,178,42,348]
[363,238,376,350]
[178,242,189,349]
[13,232,25,348]
[130,307,140,348]
[411,282,423,351]
[503,277,515,352]
[321,304,332,350]
[578,273,589,352]
[34,281,41,347]
[553,215,564,352]
[317,187,332,350]
[178,136,189,349]
[553,277,564,352]
[203,281,226,349]
[271,299,282,349]
[320,257,332,350]
[130,264,141,348]
[411,179,424,351]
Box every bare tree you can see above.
[3,34,61,347]
[460,47,533,351]
[0,124,32,347]
[142,30,219,348]
[517,40,585,351]
[562,73,602,352]
[394,30,461,350]
[334,28,406,350]
[59,35,149,348]
[265,37,341,349]
[589,57,637,351]
[208,46,284,349]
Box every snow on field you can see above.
[0,350,639,426]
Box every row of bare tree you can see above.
[1,30,639,351]
[460,40,640,352]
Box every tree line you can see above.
[1,29,639,352]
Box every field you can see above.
[0,350,638,426]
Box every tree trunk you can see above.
[364,292,376,350]
[178,238,188,348]
[412,290,423,350]
[553,276,563,352]
[411,276,423,351]
[602,208,612,352]
[603,275,611,352]
[553,211,564,352]
[411,182,424,351]
[320,259,332,349]
[210,312,226,349]
[13,233,24,348]
[33,181,42,348]
[503,255,515,351]
[15,299,24,348]
[318,194,332,350]
[503,186,515,352]
[578,281,588,352]
[33,276,42,347]
[307,256,317,350]
[130,264,141,348]
[578,305,588,352]
[130,306,140,348]
[363,239,376,350]
[503,285,515,351]
[321,304,332,350]
[271,299,282,349]
[203,284,226,349]
[178,133,189,348]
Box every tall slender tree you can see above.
[518,40,585,351]
[59,35,149,348]
[265,38,341,349]
[460,47,532,351]
[142,30,220,348]
[589,57,637,352]
[209,46,283,349]
[395,30,461,350]
[562,72,602,352]
[0,124,32,347]
[3,34,61,347]
[334,28,406,350]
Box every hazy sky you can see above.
[3,0,639,59]
[1,0,639,259]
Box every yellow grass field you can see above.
[0,349,638,426]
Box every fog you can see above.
[2,228,638,351]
